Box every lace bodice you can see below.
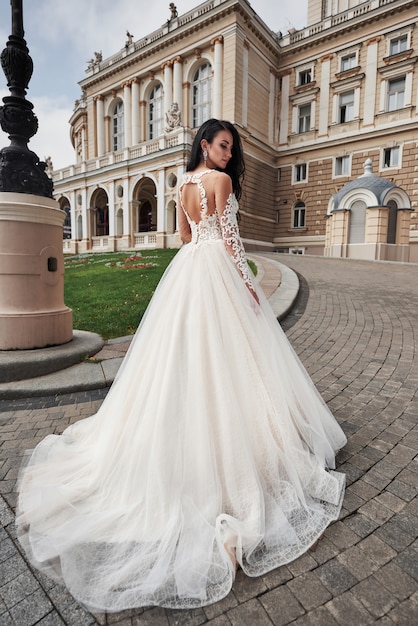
[179,171,255,291]
[179,171,223,244]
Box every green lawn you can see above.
[64,250,178,339]
[64,250,258,339]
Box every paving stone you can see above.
[386,479,417,502]
[343,512,379,538]
[261,566,293,590]
[292,606,338,625]
[36,614,66,625]
[394,544,418,582]
[374,491,407,513]
[166,607,207,626]
[287,552,317,576]
[130,606,169,626]
[357,534,397,566]
[375,518,415,552]
[259,586,305,625]
[310,537,340,566]
[0,571,41,608]
[336,545,379,580]
[387,591,418,625]
[322,521,360,550]
[228,598,273,625]
[8,589,54,626]
[230,570,268,604]
[325,590,374,624]
[351,576,398,618]
[374,561,417,601]
[203,590,238,620]
[287,572,332,611]
[316,559,358,595]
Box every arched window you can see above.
[113,102,124,151]
[63,206,71,239]
[148,84,164,140]
[192,63,212,128]
[293,201,306,229]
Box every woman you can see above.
[17,119,346,613]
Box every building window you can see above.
[383,146,400,168]
[298,104,311,133]
[389,35,408,56]
[298,68,312,86]
[340,53,356,72]
[148,83,164,140]
[293,201,306,228]
[387,77,405,111]
[112,101,124,151]
[339,91,355,123]
[294,163,307,182]
[192,63,212,128]
[335,156,350,176]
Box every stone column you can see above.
[123,81,132,147]
[95,95,105,156]
[319,55,332,136]
[279,71,291,145]
[131,78,140,144]
[363,36,380,125]
[163,61,173,120]
[173,57,183,113]
[212,36,223,119]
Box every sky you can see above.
[0,1,307,170]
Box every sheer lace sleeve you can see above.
[219,194,255,292]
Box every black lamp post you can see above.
[0,0,53,197]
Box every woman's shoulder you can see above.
[211,170,232,190]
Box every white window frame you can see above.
[388,33,409,56]
[294,163,308,183]
[112,101,124,151]
[297,68,312,86]
[338,90,355,123]
[340,52,357,72]
[297,103,311,133]
[334,155,351,177]
[148,83,164,140]
[192,63,212,129]
[382,146,401,169]
[292,202,306,229]
[386,76,405,112]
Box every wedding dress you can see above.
[17,170,346,613]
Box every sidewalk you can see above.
[0,254,298,399]
[1,253,418,625]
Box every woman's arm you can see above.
[215,174,259,303]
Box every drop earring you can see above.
[203,150,208,167]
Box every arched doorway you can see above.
[348,200,366,244]
[133,178,157,233]
[387,199,398,244]
[90,188,109,237]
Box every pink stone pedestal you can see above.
[0,192,73,350]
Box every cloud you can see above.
[0,89,74,169]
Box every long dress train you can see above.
[16,170,346,612]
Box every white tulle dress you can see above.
[17,170,346,613]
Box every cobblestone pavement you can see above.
[0,254,417,625]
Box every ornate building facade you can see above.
[54,0,279,255]
[53,0,418,262]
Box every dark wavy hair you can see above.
[186,119,245,200]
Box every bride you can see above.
[17,119,346,613]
